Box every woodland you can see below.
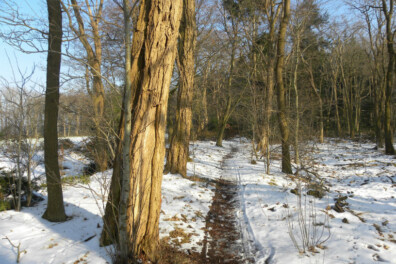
[0,0,395,263]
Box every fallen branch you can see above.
[3,236,26,263]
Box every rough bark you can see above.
[382,0,396,154]
[275,0,292,174]
[100,0,146,247]
[101,1,183,262]
[42,0,67,222]
[125,0,182,260]
[165,0,196,177]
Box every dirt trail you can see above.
[200,146,255,263]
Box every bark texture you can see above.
[101,0,183,261]
[42,0,67,222]
[100,0,147,247]
[165,0,196,177]
[275,0,292,174]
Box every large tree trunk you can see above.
[42,0,67,222]
[275,0,292,174]
[101,1,183,262]
[382,0,396,154]
[165,0,196,177]
[100,0,147,247]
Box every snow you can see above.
[1,137,396,263]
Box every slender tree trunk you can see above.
[16,108,23,212]
[198,60,210,134]
[332,46,342,136]
[165,0,196,177]
[76,114,79,136]
[293,39,300,164]
[382,0,396,154]
[275,0,292,174]
[304,61,324,143]
[117,0,133,261]
[42,0,67,222]
[216,95,232,147]
[216,34,236,147]
[374,79,384,148]
[26,157,32,207]
[260,2,281,174]
[63,0,108,171]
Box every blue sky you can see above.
[0,0,47,88]
[0,0,350,88]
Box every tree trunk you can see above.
[304,60,324,143]
[165,0,196,177]
[293,39,300,164]
[275,0,292,174]
[198,60,210,134]
[216,96,231,147]
[101,0,147,247]
[42,0,67,222]
[117,0,133,260]
[216,42,235,147]
[260,1,281,174]
[26,158,32,207]
[76,114,79,136]
[101,1,183,262]
[382,0,396,154]
[63,0,108,171]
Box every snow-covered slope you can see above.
[0,137,395,263]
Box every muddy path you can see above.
[200,146,255,263]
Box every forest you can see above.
[0,0,395,263]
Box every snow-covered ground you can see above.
[0,137,395,263]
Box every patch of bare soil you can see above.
[200,146,254,263]
[158,146,254,264]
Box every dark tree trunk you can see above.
[383,0,396,155]
[275,0,292,174]
[42,0,67,222]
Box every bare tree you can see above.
[61,0,109,170]
[0,65,41,210]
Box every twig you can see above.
[3,236,26,263]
